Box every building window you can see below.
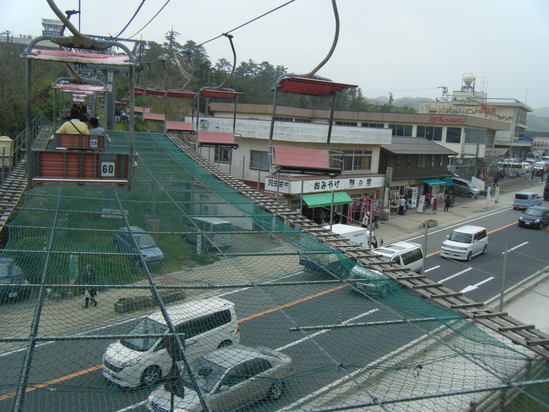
[395,156,401,169]
[464,128,487,144]
[361,122,385,128]
[389,124,413,136]
[342,150,372,171]
[406,155,412,168]
[417,126,442,141]
[446,127,462,144]
[215,146,232,163]
[335,121,358,126]
[250,150,269,171]
[417,155,426,168]
[439,155,444,168]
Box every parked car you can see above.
[512,192,542,210]
[451,177,481,198]
[518,207,549,229]
[0,258,29,301]
[372,241,424,273]
[103,297,239,387]
[440,225,488,262]
[114,226,164,263]
[348,264,396,297]
[147,345,293,412]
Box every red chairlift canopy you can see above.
[166,90,196,99]
[272,145,341,174]
[199,88,243,99]
[27,49,133,66]
[134,106,151,113]
[55,83,106,93]
[144,88,166,96]
[276,76,357,97]
[196,131,236,146]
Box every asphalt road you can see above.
[1,201,548,412]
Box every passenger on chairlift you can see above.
[55,107,89,136]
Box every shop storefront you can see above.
[265,174,384,225]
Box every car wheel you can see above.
[218,340,233,348]
[467,252,472,262]
[482,245,487,255]
[267,381,284,400]
[141,365,162,386]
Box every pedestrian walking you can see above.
[373,208,381,229]
[444,195,451,212]
[83,265,98,308]
[432,198,438,215]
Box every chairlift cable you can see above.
[114,0,147,39]
[197,0,296,47]
[128,0,172,39]
[303,0,339,77]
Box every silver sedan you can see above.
[147,344,293,412]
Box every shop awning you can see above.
[422,178,452,186]
[303,192,352,208]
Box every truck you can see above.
[322,223,379,248]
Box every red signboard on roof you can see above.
[428,115,465,124]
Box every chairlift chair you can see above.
[23,36,137,188]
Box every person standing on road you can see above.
[432,198,438,214]
[83,265,98,308]
[444,195,451,212]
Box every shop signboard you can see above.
[265,175,385,195]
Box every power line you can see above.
[128,0,172,39]
[115,0,147,38]
[197,0,297,47]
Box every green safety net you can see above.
[0,131,547,412]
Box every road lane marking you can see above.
[275,309,379,351]
[408,208,514,241]
[488,221,517,234]
[237,284,348,324]
[0,283,350,402]
[501,241,528,254]
[0,365,103,401]
[460,277,495,294]
[440,268,472,283]
[424,265,440,273]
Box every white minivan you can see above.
[440,225,488,261]
[372,241,425,273]
[102,297,239,387]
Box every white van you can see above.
[184,217,232,252]
[440,225,488,261]
[372,241,424,273]
[102,297,239,387]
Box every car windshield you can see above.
[134,233,156,249]
[515,194,530,200]
[448,232,473,243]
[525,208,543,217]
[180,357,226,394]
[120,318,166,352]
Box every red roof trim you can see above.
[144,88,166,96]
[276,76,357,97]
[165,121,194,131]
[134,106,150,113]
[196,131,236,145]
[272,146,340,173]
[143,112,165,121]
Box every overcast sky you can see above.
[3,0,549,109]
